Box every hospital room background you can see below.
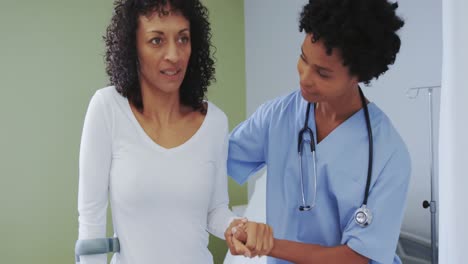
[0,0,466,263]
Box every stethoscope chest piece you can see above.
[354,204,373,227]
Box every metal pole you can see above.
[428,88,438,264]
[407,85,440,263]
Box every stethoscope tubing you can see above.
[298,86,373,212]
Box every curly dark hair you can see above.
[299,0,404,84]
[104,0,215,112]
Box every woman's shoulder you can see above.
[85,86,129,129]
[93,86,124,103]
[205,101,228,126]
[258,90,301,112]
[242,90,302,128]
[368,103,405,144]
[89,86,129,113]
[369,103,411,165]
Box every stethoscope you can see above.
[297,87,374,227]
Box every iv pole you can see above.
[406,85,440,264]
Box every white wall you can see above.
[244,0,442,242]
[244,0,306,116]
[438,0,468,262]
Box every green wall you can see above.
[203,2,247,262]
[0,1,246,263]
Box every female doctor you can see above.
[227,0,411,263]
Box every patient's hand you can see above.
[225,220,274,258]
[225,218,251,257]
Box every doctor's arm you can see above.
[269,239,368,264]
[208,124,274,256]
[227,101,272,184]
[225,101,277,255]
[233,226,367,263]
[259,146,410,264]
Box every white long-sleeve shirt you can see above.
[78,86,236,264]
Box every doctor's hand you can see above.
[225,219,274,257]
[225,218,253,257]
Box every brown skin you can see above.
[268,240,368,264]
[227,34,370,263]
[131,8,203,149]
[298,34,368,143]
[134,7,272,252]
[225,220,274,258]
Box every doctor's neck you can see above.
[315,85,367,123]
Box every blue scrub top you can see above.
[228,90,411,264]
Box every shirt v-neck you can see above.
[308,101,376,162]
[124,99,211,154]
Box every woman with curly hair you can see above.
[76,0,272,263]
[228,0,410,263]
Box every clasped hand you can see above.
[224,218,274,258]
